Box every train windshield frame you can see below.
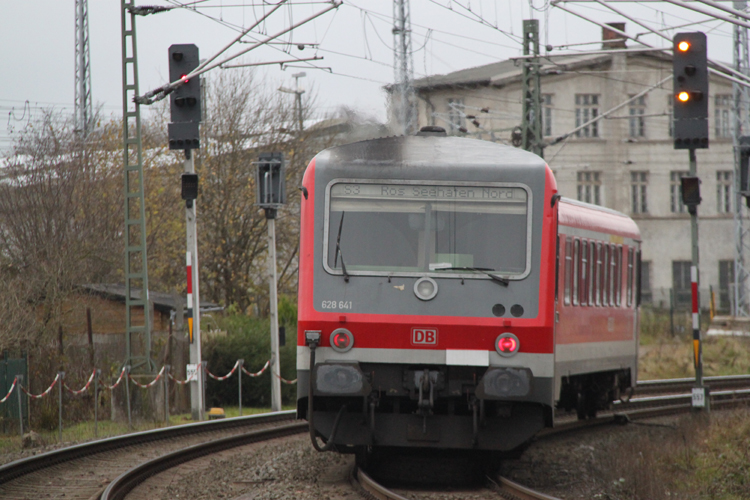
[323,179,533,280]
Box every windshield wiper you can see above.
[432,266,509,287]
[334,212,350,282]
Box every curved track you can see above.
[102,421,306,500]
[0,411,297,500]
[352,383,750,500]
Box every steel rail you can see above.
[101,421,307,500]
[352,386,750,500]
[0,410,296,485]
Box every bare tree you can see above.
[0,110,124,349]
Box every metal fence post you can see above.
[16,375,23,437]
[94,369,100,438]
[164,365,170,424]
[670,288,675,336]
[238,359,244,416]
[125,366,132,430]
[58,371,64,442]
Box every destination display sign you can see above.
[330,183,526,202]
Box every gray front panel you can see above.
[311,136,548,319]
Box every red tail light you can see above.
[495,332,520,357]
[330,328,354,353]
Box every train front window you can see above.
[325,182,530,277]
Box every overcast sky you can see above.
[0,1,739,151]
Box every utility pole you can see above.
[256,154,285,412]
[521,19,544,157]
[278,72,306,133]
[75,0,93,136]
[393,0,417,135]
[183,156,204,421]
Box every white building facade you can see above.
[405,28,739,311]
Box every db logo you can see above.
[412,328,438,345]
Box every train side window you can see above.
[589,241,596,306]
[580,240,589,306]
[615,245,622,306]
[636,249,642,306]
[601,244,609,306]
[572,239,580,306]
[594,243,604,306]
[627,247,634,307]
[609,244,617,307]
[564,237,572,306]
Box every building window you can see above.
[543,94,553,136]
[629,95,646,138]
[667,96,673,138]
[575,94,599,138]
[719,260,734,312]
[577,171,601,205]
[670,171,689,213]
[672,260,692,307]
[631,171,648,214]
[447,98,465,132]
[717,170,733,214]
[715,94,733,138]
[641,260,652,304]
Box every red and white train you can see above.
[296,128,641,454]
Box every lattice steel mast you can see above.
[393,0,417,135]
[74,0,93,135]
[733,0,750,317]
[121,0,154,372]
[522,19,544,157]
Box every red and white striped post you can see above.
[186,251,194,344]
[686,148,708,411]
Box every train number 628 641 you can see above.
[321,300,352,310]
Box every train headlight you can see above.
[330,328,354,353]
[495,332,520,357]
[414,277,438,301]
[313,362,370,395]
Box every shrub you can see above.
[203,297,297,408]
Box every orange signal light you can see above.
[677,41,690,52]
[677,91,690,103]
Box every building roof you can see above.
[79,284,221,314]
[410,51,670,91]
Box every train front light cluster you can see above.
[479,367,532,398]
[330,328,354,353]
[495,332,520,357]
[313,362,370,395]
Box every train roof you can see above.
[316,135,548,171]
[558,197,641,241]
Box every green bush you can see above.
[203,296,297,408]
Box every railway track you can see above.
[0,410,299,500]
[1,375,748,500]
[352,381,750,500]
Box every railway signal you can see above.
[168,44,201,150]
[672,33,708,150]
[256,152,286,413]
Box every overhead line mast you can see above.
[393,0,417,135]
[74,0,93,135]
